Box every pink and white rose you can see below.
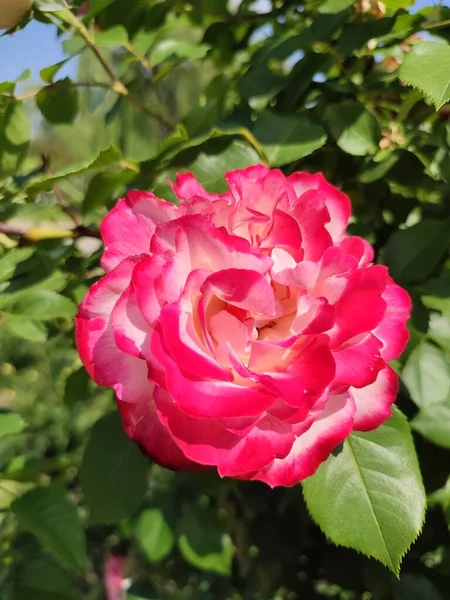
[76,165,410,487]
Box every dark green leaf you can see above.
[253,111,327,166]
[64,367,89,408]
[177,503,234,575]
[382,220,450,284]
[324,102,381,156]
[36,79,79,124]
[0,248,35,283]
[12,487,87,575]
[303,408,426,575]
[82,170,135,215]
[0,97,30,177]
[80,412,149,524]
[403,342,450,407]
[13,556,78,600]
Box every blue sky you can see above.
[0,20,77,83]
[0,0,435,85]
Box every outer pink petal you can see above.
[351,366,398,431]
[288,172,351,241]
[332,333,384,390]
[170,172,231,203]
[154,388,294,476]
[100,191,179,272]
[117,396,200,471]
[249,392,356,487]
[373,282,411,361]
[75,257,151,404]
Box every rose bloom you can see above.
[76,165,410,487]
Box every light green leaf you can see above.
[12,487,87,575]
[318,0,354,14]
[403,342,450,407]
[36,79,79,125]
[40,60,70,83]
[80,412,149,524]
[382,220,450,284]
[324,102,381,156]
[4,314,48,342]
[94,26,128,47]
[177,504,234,575]
[0,413,25,437]
[12,290,77,321]
[253,111,327,166]
[150,40,210,66]
[136,508,175,563]
[34,0,69,11]
[26,146,125,192]
[399,42,450,110]
[302,408,426,575]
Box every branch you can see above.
[60,10,174,129]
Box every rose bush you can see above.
[76,165,410,487]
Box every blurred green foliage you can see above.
[1,0,450,598]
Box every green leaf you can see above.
[40,60,70,83]
[26,146,125,192]
[0,413,25,436]
[392,574,443,600]
[411,397,450,448]
[4,314,48,342]
[0,248,35,283]
[82,0,115,20]
[253,111,327,166]
[302,408,426,575]
[13,556,78,600]
[177,503,234,575]
[36,79,79,125]
[318,0,354,14]
[82,170,135,216]
[402,342,450,407]
[324,102,381,156]
[0,97,30,178]
[12,290,77,321]
[150,40,210,66]
[12,487,87,575]
[94,26,128,47]
[34,0,69,11]
[382,220,450,284]
[399,42,450,110]
[136,508,175,563]
[189,140,260,193]
[64,367,89,408]
[80,412,149,524]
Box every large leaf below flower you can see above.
[302,407,425,575]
